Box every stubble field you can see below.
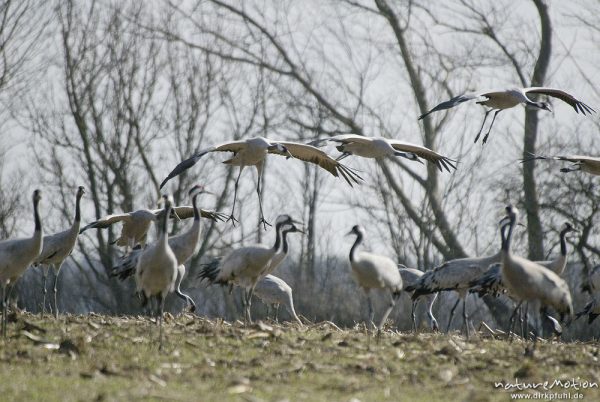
[0,313,599,401]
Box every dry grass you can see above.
[0,313,599,401]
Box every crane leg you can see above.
[365,290,374,329]
[256,165,271,230]
[227,167,243,226]
[274,304,280,323]
[246,285,256,324]
[523,302,530,339]
[158,295,165,351]
[411,300,418,332]
[41,266,49,316]
[446,297,460,333]
[2,284,7,338]
[506,300,524,340]
[377,292,398,338]
[462,297,470,340]
[474,110,492,143]
[53,264,61,319]
[482,110,502,144]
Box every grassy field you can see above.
[0,313,599,401]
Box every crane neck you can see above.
[349,232,362,262]
[160,204,171,244]
[281,229,293,254]
[34,197,42,233]
[74,192,82,224]
[192,193,199,221]
[560,228,568,256]
[501,219,515,254]
[272,221,286,251]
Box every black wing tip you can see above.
[519,152,545,164]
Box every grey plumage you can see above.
[159,137,362,227]
[0,190,43,337]
[419,87,594,144]
[34,186,85,317]
[499,205,573,338]
[398,265,438,331]
[405,249,502,339]
[111,185,212,312]
[197,215,301,323]
[134,195,178,350]
[348,225,403,335]
[253,275,302,325]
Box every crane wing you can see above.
[524,87,596,115]
[554,155,600,164]
[169,205,227,221]
[170,206,194,220]
[387,140,457,172]
[273,141,363,186]
[79,213,131,233]
[521,153,600,164]
[308,134,371,147]
[418,93,479,120]
[159,140,248,189]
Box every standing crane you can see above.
[134,194,178,350]
[398,265,439,332]
[111,185,214,312]
[158,137,362,227]
[470,222,576,296]
[0,190,43,337]
[470,222,576,337]
[406,251,502,340]
[499,205,573,340]
[419,87,594,144]
[309,134,457,172]
[197,215,301,323]
[347,225,403,336]
[33,186,85,317]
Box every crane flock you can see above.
[0,83,596,350]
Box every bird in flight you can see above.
[522,153,600,176]
[310,134,457,172]
[419,87,595,144]
[159,136,363,228]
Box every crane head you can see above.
[274,214,301,227]
[346,225,362,237]
[268,143,293,159]
[161,194,174,209]
[539,101,552,113]
[283,222,305,235]
[33,189,42,205]
[189,184,213,197]
[77,186,85,198]
[561,222,578,234]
